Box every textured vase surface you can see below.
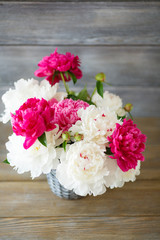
[47,169,82,200]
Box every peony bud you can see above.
[74,132,84,141]
[95,72,106,82]
[62,131,70,141]
[124,103,133,112]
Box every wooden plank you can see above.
[0,2,160,45]
[0,144,159,181]
[140,145,160,180]
[0,216,160,240]
[0,118,159,149]
[134,118,160,144]
[0,86,160,117]
[0,46,160,87]
[1,144,159,181]
[0,118,158,142]
[1,0,160,1]
[1,85,160,118]
[0,46,160,116]
[0,118,159,181]
[0,180,159,218]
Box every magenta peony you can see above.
[51,98,89,132]
[34,48,83,85]
[107,119,147,172]
[11,98,56,149]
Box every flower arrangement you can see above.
[1,48,147,197]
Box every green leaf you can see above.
[68,71,77,84]
[67,93,96,106]
[117,115,126,121]
[85,99,96,106]
[104,147,113,156]
[67,94,78,100]
[62,140,67,151]
[38,132,47,147]
[77,86,90,101]
[3,159,10,164]
[96,81,103,98]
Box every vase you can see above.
[47,169,82,200]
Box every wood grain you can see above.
[0,87,160,117]
[1,0,160,1]
[0,180,159,218]
[0,46,160,87]
[0,143,159,181]
[0,2,159,239]
[0,2,160,45]
[0,118,159,239]
[0,118,160,181]
[0,216,160,240]
[0,46,160,116]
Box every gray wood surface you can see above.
[0,2,160,117]
[0,46,160,116]
[0,46,160,87]
[0,86,160,117]
[1,0,160,1]
[0,2,160,45]
[0,2,160,239]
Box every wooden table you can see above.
[0,118,160,240]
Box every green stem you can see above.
[104,81,112,86]
[128,111,133,120]
[91,87,97,99]
[60,72,69,94]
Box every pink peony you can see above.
[51,98,89,132]
[34,48,83,85]
[48,98,58,106]
[107,119,147,172]
[11,98,56,149]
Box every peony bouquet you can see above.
[1,48,146,198]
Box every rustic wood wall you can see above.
[0,1,160,116]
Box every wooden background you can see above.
[0,1,160,116]
[0,1,160,240]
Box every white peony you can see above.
[56,141,109,196]
[116,107,127,118]
[0,78,66,123]
[6,128,62,179]
[104,157,141,189]
[70,105,122,145]
[92,91,123,113]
